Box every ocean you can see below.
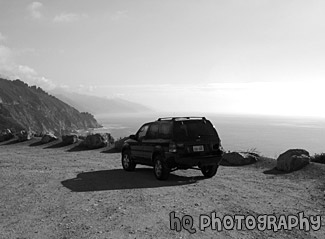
[94,112,325,158]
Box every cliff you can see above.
[0,78,101,135]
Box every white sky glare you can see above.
[0,0,324,117]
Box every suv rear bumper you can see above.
[165,152,223,168]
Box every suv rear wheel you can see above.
[154,155,170,180]
[201,165,218,178]
[122,150,136,171]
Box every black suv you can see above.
[121,117,224,180]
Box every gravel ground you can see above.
[0,138,324,239]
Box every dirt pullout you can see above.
[0,138,324,239]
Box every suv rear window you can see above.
[159,123,172,139]
[173,120,217,140]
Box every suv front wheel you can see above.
[122,150,136,171]
[153,155,170,180]
[201,164,218,178]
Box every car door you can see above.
[130,124,149,161]
[141,123,159,165]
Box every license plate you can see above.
[193,145,204,152]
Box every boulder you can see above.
[221,152,259,166]
[84,133,108,149]
[17,130,33,142]
[62,134,79,145]
[34,132,44,137]
[41,133,58,143]
[0,129,14,142]
[78,135,86,140]
[276,149,310,172]
[114,136,129,151]
[107,133,115,145]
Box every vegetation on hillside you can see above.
[311,153,325,164]
[0,78,101,135]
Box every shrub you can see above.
[311,153,325,164]
[242,148,261,158]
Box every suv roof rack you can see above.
[157,117,206,121]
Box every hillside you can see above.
[50,89,153,115]
[0,78,101,135]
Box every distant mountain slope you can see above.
[0,78,101,135]
[50,89,153,115]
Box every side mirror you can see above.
[129,134,137,140]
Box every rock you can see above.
[78,135,86,140]
[220,152,258,166]
[84,133,108,149]
[276,149,310,172]
[17,130,33,141]
[41,133,58,143]
[114,136,129,151]
[62,134,79,145]
[33,132,43,137]
[0,129,14,142]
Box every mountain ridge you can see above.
[50,88,153,115]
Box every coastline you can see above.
[94,112,325,158]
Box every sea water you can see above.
[94,112,325,158]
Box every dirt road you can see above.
[0,138,324,238]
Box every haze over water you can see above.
[95,112,325,158]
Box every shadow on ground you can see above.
[1,139,20,145]
[263,167,290,175]
[61,168,204,192]
[29,140,45,146]
[29,138,60,147]
[66,143,94,152]
[101,147,120,154]
[66,142,111,152]
[44,141,71,149]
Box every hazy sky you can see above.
[0,0,324,117]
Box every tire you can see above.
[153,155,170,180]
[121,150,136,171]
[201,164,218,178]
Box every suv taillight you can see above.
[169,142,177,153]
[213,143,220,150]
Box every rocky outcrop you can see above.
[276,149,310,172]
[62,134,78,145]
[41,133,58,143]
[0,78,101,135]
[84,133,109,149]
[114,136,129,151]
[17,130,33,142]
[220,152,259,166]
[0,129,14,142]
